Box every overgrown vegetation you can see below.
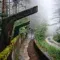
[53,29,60,43]
[53,33,60,42]
[35,24,60,60]
[35,24,47,40]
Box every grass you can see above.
[35,34,60,60]
[35,24,60,60]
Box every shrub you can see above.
[35,23,47,40]
[53,27,60,43]
[53,33,60,43]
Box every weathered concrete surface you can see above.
[12,38,30,60]
[19,39,30,60]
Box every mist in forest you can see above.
[25,0,60,36]
[1,0,60,36]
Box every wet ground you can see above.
[27,40,40,60]
[19,39,40,60]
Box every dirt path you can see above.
[27,40,40,60]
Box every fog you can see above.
[25,0,60,36]
[1,0,60,36]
